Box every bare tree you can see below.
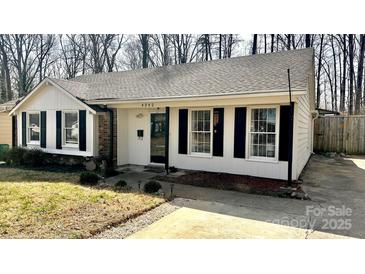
[139,34,149,68]
[348,34,354,114]
[355,34,365,114]
[340,34,347,112]
[316,35,325,109]
[0,35,12,100]
[252,34,257,54]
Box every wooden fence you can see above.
[314,115,365,154]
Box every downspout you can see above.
[104,106,114,165]
[287,69,294,186]
[165,106,170,174]
[311,111,319,154]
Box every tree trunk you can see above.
[264,35,267,53]
[331,35,338,111]
[305,34,311,48]
[355,34,365,114]
[340,35,347,112]
[219,34,222,59]
[316,35,324,109]
[286,34,291,50]
[252,34,257,55]
[0,36,12,100]
[271,34,274,52]
[349,34,354,115]
[140,34,149,68]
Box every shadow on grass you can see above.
[0,164,84,183]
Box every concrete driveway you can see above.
[300,154,365,239]
[111,155,365,239]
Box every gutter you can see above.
[86,90,307,105]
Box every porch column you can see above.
[165,106,170,173]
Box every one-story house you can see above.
[9,48,315,181]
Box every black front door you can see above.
[150,113,166,163]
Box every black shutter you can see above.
[213,108,224,157]
[56,111,62,149]
[40,111,47,148]
[79,110,86,151]
[21,112,27,147]
[12,115,17,147]
[234,107,246,158]
[178,109,188,154]
[279,105,294,161]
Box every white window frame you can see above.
[62,110,79,148]
[27,111,41,145]
[247,105,280,162]
[188,108,213,157]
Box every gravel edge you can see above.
[93,201,179,239]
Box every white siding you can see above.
[15,84,97,157]
[117,106,289,180]
[0,113,12,146]
[117,109,129,165]
[170,106,288,180]
[294,94,312,178]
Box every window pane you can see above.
[29,128,39,141]
[251,145,258,156]
[268,108,276,121]
[29,113,39,127]
[267,145,275,157]
[250,108,277,158]
[259,145,266,157]
[268,134,275,145]
[258,121,266,132]
[259,109,267,120]
[267,121,275,132]
[65,128,78,144]
[65,112,78,128]
[251,133,258,145]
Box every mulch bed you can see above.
[154,171,300,198]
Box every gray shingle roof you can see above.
[0,98,23,112]
[51,48,313,102]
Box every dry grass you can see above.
[0,166,165,239]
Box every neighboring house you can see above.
[9,48,315,181]
[0,99,20,147]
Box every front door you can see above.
[150,113,166,163]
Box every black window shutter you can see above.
[12,115,17,147]
[40,111,47,148]
[79,110,86,151]
[234,107,246,158]
[56,111,62,149]
[213,108,224,157]
[21,112,27,147]
[178,109,188,154]
[279,105,294,161]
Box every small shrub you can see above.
[80,172,99,185]
[5,147,27,166]
[143,180,162,193]
[115,180,127,188]
[0,144,10,161]
[23,148,47,167]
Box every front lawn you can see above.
[0,166,164,239]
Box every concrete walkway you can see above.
[128,203,348,239]
[105,162,361,239]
